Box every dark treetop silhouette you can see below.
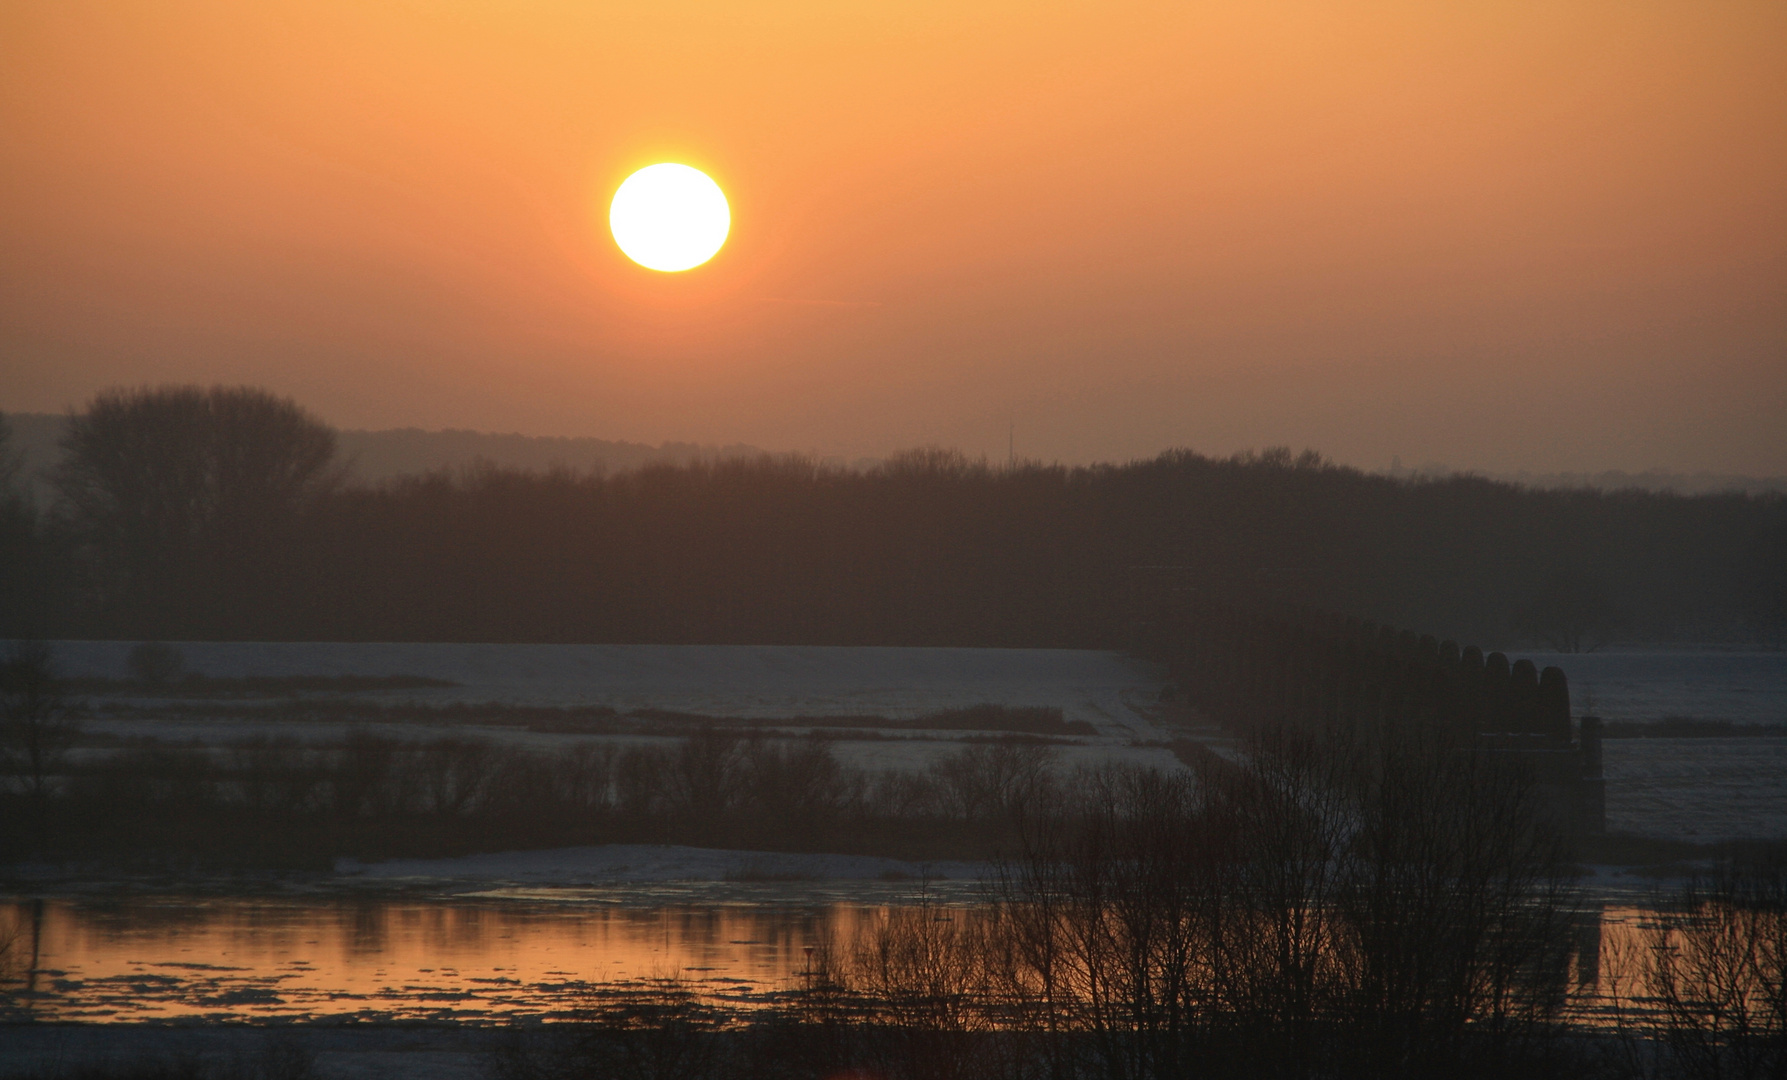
[2,385,1782,647]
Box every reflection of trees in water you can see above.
[1635,863,1785,1078]
[1583,885,1784,1078]
[606,904,854,978]
[8,880,1778,1052]
[64,896,227,954]
[344,899,388,956]
[0,901,32,1013]
[411,903,490,952]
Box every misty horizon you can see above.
[6,408,1786,500]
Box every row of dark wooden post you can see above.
[1140,598,1573,743]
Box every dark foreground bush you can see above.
[496,720,1599,1080]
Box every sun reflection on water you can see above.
[0,897,1686,1027]
[1,896,893,1022]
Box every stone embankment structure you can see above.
[1136,598,1605,834]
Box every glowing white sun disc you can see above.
[609,163,730,272]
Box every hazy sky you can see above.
[3,0,1783,472]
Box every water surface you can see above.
[3,894,893,1022]
[1,892,1668,1026]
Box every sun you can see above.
[608,163,730,272]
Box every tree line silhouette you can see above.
[1,385,1782,646]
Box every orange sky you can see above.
[3,0,1783,472]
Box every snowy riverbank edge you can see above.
[333,843,987,888]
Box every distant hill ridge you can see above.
[333,426,769,482]
[5,410,1784,499]
[1390,462,1787,498]
[1,412,768,498]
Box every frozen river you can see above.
[1,891,886,1022]
[1520,649,1787,842]
[1603,736,1787,841]
[0,882,1682,1029]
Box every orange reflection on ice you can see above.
[2,896,885,1022]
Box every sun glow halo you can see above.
[608,164,730,272]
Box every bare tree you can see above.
[981,720,1574,1080]
[0,910,16,1016]
[412,736,502,819]
[0,414,42,638]
[930,743,1057,825]
[1328,720,1576,1077]
[1643,859,1787,1080]
[228,735,324,815]
[0,413,20,494]
[665,729,747,826]
[552,741,618,817]
[745,734,855,844]
[1514,569,1623,653]
[52,385,338,631]
[1206,725,1354,1078]
[0,640,75,804]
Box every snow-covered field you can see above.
[44,641,1787,842]
[56,640,1194,780]
[52,640,1169,737]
